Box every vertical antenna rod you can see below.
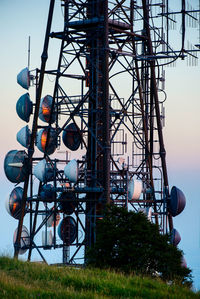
[28,36,31,69]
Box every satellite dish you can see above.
[58,192,77,215]
[39,95,56,123]
[16,125,31,148]
[36,128,57,155]
[4,150,28,183]
[169,186,186,217]
[62,123,81,151]
[128,179,143,200]
[64,159,78,183]
[42,230,53,247]
[40,184,56,202]
[5,187,28,220]
[58,216,77,245]
[17,67,30,90]
[13,225,30,255]
[33,159,54,182]
[16,93,33,122]
[171,228,181,246]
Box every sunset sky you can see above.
[0,0,200,290]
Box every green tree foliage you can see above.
[86,205,192,285]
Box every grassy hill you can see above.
[0,256,199,298]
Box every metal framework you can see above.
[7,0,200,264]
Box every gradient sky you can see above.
[0,0,200,290]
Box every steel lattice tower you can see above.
[4,0,200,264]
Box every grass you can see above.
[0,256,199,298]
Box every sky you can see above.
[0,0,200,291]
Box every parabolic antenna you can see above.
[13,225,30,255]
[58,216,77,244]
[16,93,33,122]
[33,159,54,182]
[5,187,27,220]
[4,150,28,183]
[64,159,78,183]
[62,123,81,151]
[58,191,77,215]
[169,186,186,217]
[16,125,31,148]
[36,128,57,155]
[128,179,143,200]
[17,67,30,90]
[170,228,181,246]
[39,95,56,123]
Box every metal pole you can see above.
[14,0,55,258]
[102,0,110,204]
[142,0,173,231]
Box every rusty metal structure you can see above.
[4,0,200,264]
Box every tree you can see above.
[86,205,192,285]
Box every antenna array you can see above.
[4,0,199,264]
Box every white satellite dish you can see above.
[17,67,30,90]
[64,159,78,183]
[33,159,54,182]
[4,150,28,183]
[16,125,31,148]
[128,179,142,200]
[16,93,33,122]
[13,225,30,255]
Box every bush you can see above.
[86,205,192,285]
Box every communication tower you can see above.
[4,0,200,264]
